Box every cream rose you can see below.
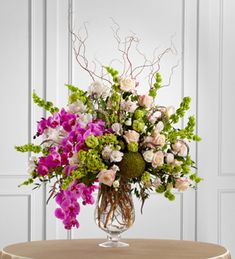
[152,151,164,168]
[143,150,154,163]
[120,77,136,92]
[138,95,154,108]
[98,169,116,187]
[123,130,140,144]
[175,177,191,192]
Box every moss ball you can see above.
[118,152,146,179]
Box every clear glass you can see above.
[94,181,135,247]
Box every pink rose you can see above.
[123,130,140,144]
[138,95,154,108]
[98,169,116,187]
[175,177,191,192]
[172,140,188,157]
[120,77,136,92]
[152,151,164,168]
[152,134,166,147]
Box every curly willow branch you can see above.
[70,20,178,88]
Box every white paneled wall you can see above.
[0,0,234,257]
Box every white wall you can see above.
[0,0,234,257]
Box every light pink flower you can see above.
[120,77,136,92]
[175,177,191,192]
[166,153,174,164]
[152,151,164,168]
[166,106,176,117]
[138,95,154,108]
[172,140,188,157]
[121,99,137,113]
[123,130,140,144]
[152,134,166,147]
[152,177,161,188]
[98,169,116,187]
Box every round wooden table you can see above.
[1,239,231,259]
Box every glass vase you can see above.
[94,181,135,247]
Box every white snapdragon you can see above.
[27,156,38,174]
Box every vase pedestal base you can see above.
[99,234,129,248]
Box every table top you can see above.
[1,239,231,259]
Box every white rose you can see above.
[143,150,154,163]
[123,130,140,143]
[175,177,191,192]
[67,100,87,114]
[152,151,164,168]
[110,150,124,162]
[166,153,174,164]
[120,77,136,92]
[90,81,110,98]
[111,123,123,136]
[102,145,113,160]
[166,106,176,117]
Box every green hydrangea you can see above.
[128,142,139,152]
[85,135,99,148]
[134,109,146,119]
[141,171,151,183]
[85,150,106,173]
[132,120,145,132]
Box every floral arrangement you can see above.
[15,28,201,231]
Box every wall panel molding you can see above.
[217,189,235,244]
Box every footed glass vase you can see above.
[94,181,135,247]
